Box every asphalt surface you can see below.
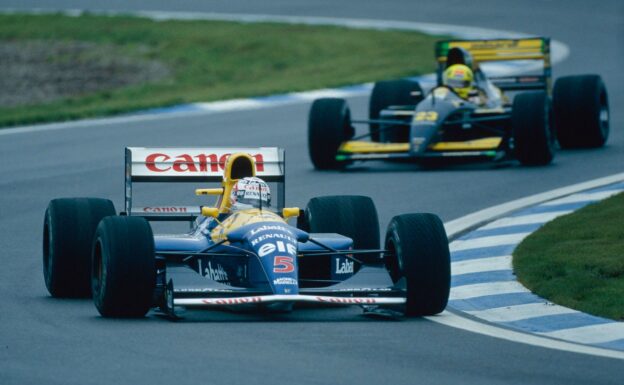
[1,1,623,384]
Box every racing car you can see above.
[42,147,450,319]
[308,37,610,169]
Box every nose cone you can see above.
[246,223,300,295]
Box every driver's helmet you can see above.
[443,64,474,99]
[229,177,271,211]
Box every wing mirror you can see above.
[201,207,220,218]
[282,207,300,219]
[196,188,224,196]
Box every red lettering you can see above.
[218,154,230,170]
[196,154,219,172]
[252,154,264,172]
[274,256,295,273]
[145,153,171,172]
[172,154,198,172]
[315,296,376,304]
[143,152,266,174]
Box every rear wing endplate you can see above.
[435,37,552,93]
[125,147,285,220]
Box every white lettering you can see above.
[335,258,354,274]
[204,262,229,282]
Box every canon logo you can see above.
[145,153,265,173]
[202,297,262,305]
[142,207,188,213]
[315,297,377,304]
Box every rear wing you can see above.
[125,147,285,220]
[435,37,552,94]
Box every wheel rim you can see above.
[599,94,609,138]
[43,216,52,285]
[384,233,403,283]
[92,239,104,296]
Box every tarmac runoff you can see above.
[442,178,624,354]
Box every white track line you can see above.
[429,311,624,360]
[466,303,578,323]
[449,281,529,301]
[477,211,573,229]
[450,232,531,252]
[451,256,512,275]
[541,323,624,345]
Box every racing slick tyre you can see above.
[92,216,155,318]
[43,198,116,298]
[553,75,609,149]
[369,80,423,142]
[512,91,555,166]
[308,98,354,170]
[304,195,379,250]
[384,213,450,316]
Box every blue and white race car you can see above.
[43,147,450,319]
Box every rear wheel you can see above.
[43,198,116,298]
[512,91,555,166]
[385,213,450,316]
[308,98,353,170]
[92,216,155,318]
[553,74,609,148]
[304,195,379,250]
[369,80,423,142]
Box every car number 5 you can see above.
[274,256,295,273]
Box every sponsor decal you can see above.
[249,225,290,237]
[273,277,298,286]
[176,288,234,293]
[316,296,377,304]
[335,287,393,292]
[273,256,295,273]
[335,258,354,274]
[200,261,229,282]
[202,297,262,305]
[143,206,188,213]
[250,233,296,247]
[256,240,297,257]
[145,152,265,173]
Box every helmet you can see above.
[229,177,271,211]
[443,64,474,99]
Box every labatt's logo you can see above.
[335,258,354,274]
[145,152,265,173]
[203,261,229,282]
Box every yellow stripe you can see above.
[429,137,502,151]
[339,141,410,153]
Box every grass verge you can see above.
[0,13,446,127]
[513,192,624,321]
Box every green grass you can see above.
[513,192,624,321]
[0,13,446,127]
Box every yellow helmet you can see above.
[443,64,474,99]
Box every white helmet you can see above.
[229,177,271,211]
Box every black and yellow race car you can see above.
[308,37,610,169]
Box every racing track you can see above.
[1,1,623,384]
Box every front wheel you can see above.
[304,195,379,250]
[43,198,116,298]
[92,216,155,318]
[512,91,555,166]
[385,213,450,316]
[308,98,353,170]
[369,80,423,142]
